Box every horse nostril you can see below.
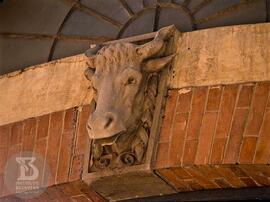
[104,116,113,129]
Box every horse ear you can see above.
[84,67,95,81]
[142,54,176,72]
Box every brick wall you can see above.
[0,105,93,198]
[1,82,270,199]
[156,165,270,192]
[155,82,270,191]
[0,180,106,202]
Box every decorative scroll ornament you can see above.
[84,25,175,171]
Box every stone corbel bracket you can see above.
[82,26,180,201]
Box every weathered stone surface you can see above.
[169,23,270,88]
[0,55,93,126]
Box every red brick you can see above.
[10,123,23,145]
[55,109,77,184]
[182,140,198,165]
[75,106,91,155]
[195,165,221,179]
[3,144,21,196]
[206,86,222,111]
[184,166,219,189]
[36,114,50,139]
[210,138,226,164]
[7,144,21,159]
[254,110,270,163]
[0,125,10,148]
[186,87,208,140]
[169,113,188,167]
[237,84,254,108]
[267,96,270,108]
[56,131,75,184]
[78,182,106,202]
[64,108,77,133]
[0,147,8,173]
[240,177,258,187]
[240,165,270,186]
[155,142,169,169]
[72,195,91,202]
[228,166,248,177]
[75,133,88,156]
[195,112,218,164]
[171,167,192,180]
[22,118,36,152]
[214,178,231,188]
[245,83,269,136]
[58,181,83,196]
[214,166,245,188]
[46,111,64,186]
[69,155,84,181]
[176,88,192,113]
[255,137,270,164]
[239,137,257,163]
[215,85,239,138]
[0,174,3,197]
[157,168,189,191]
[253,165,270,177]
[34,138,47,187]
[45,186,73,201]
[33,192,51,201]
[223,109,249,163]
[159,90,178,143]
[184,180,204,191]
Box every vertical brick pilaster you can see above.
[57,108,77,184]
[69,105,90,181]
[159,90,178,143]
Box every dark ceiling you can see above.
[0,0,269,75]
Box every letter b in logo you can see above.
[16,157,39,181]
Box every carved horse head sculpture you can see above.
[85,26,175,140]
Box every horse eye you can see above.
[126,77,136,85]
